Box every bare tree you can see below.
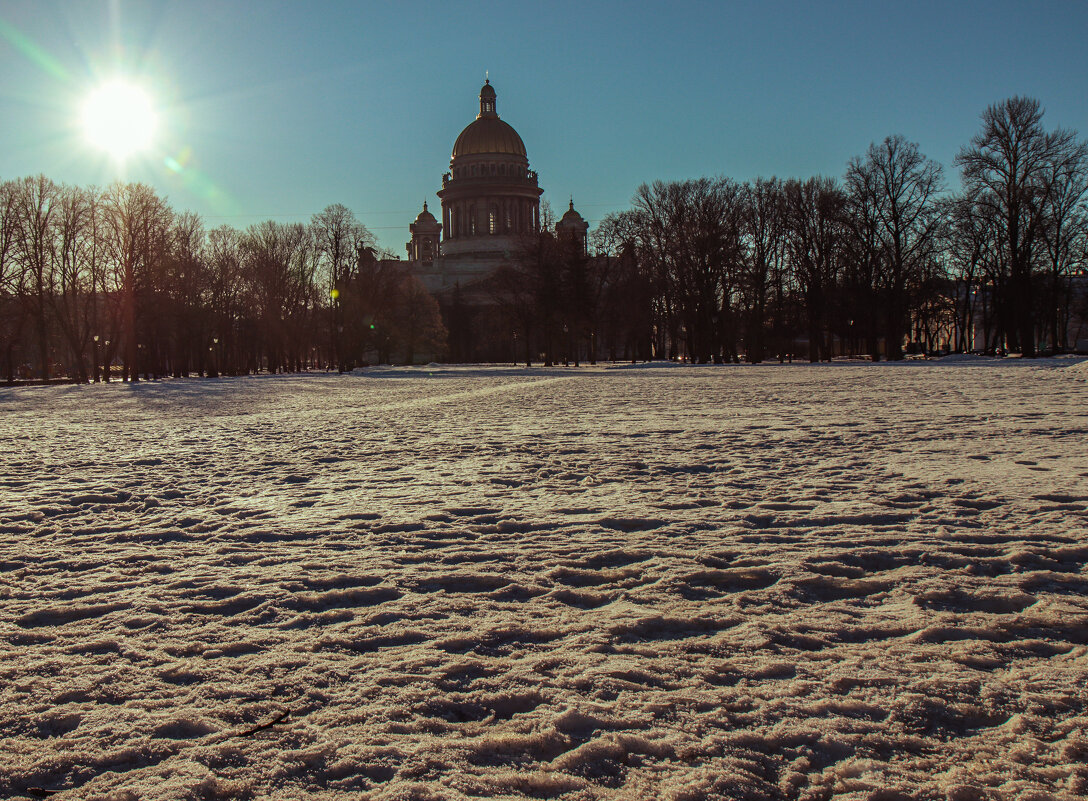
[515,224,564,366]
[50,184,97,381]
[392,273,447,365]
[842,157,885,359]
[743,178,786,362]
[163,212,207,376]
[0,179,25,382]
[1039,144,1088,350]
[943,195,998,352]
[207,225,245,374]
[312,204,374,370]
[101,182,172,381]
[591,211,653,361]
[845,135,944,359]
[627,178,746,362]
[242,221,317,373]
[783,177,845,361]
[956,97,1087,356]
[11,175,60,379]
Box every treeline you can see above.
[0,181,444,382]
[502,96,1088,364]
[4,96,1086,380]
[486,211,652,366]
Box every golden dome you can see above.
[450,81,527,159]
[452,116,527,158]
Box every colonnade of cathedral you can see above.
[442,196,540,239]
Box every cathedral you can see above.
[401,80,589,304]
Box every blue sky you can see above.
[1,0,1086,252]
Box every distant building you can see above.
[402,80,546,297]
[392,81,590,360]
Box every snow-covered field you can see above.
[2,359,1086,800]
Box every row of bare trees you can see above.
[483,203,652,366]
[0,178,445,382]
[584,97,1088,362]
[4,97,1083,376]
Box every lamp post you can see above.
[92,335,101,383]
[331,287,341,372]
[103,340,110,382]
[337,325,344,372]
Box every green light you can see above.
[0,18,69,81]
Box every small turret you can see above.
[555,198,589,255]
[407,201,442,263]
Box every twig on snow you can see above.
[237,710,290,737]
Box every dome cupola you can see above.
[451,80,527,158]
[413,201,439,227]
[437,80,543,257]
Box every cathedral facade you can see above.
[403,80,587,299]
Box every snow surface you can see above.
[1,359,1087,800]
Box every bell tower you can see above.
[407,201,442,264]
[556,199,589,255]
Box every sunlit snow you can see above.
[1,359,1086,799]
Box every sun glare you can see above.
[81,80,157,160]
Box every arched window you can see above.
[489,205,498,235]
[469,206,476,236]
[500,164,506,176]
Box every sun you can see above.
[81,79,157,160]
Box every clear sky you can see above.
[2,0,1087,253]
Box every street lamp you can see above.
[331,287,342,372]
[92,335,101,383]
[207,337,220,378]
